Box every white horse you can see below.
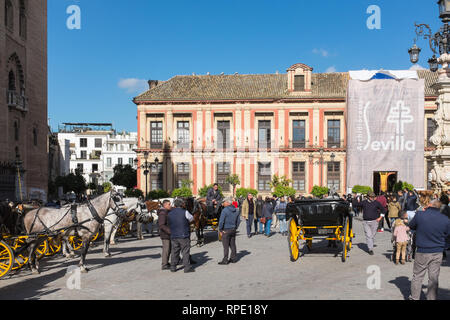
[23,191,123,273]
[102,197,137,257]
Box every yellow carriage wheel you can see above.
[35,240,48,260]
[91,232,99,242]
[69,236,83,251]
[347,229,353,251]
[288,218,300,262]
[341,217,349,262]
[12,254,28,270]
[0,240,14,279]
[46,237,62,256]
[118,222,130,236]
[9,237,29,270]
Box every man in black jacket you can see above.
[168,198,195,273]
[206,183,222,218]
[355,192,387,255]
[157,200,172,270]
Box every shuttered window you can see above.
[292,120,306,148]
[292,162,306,191]
[176,163,190,188]
[294,75,305,91]
[258,121,271,149]
[150,121,163,149]
[258,162,271,191]
[327,162,340,191]
[217,121,231,149]
[216,162,231,192]
[327,120,341,148]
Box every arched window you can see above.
[8,70,16,91]
[33,128,37,146]
[19,0,26,38]
[4,0,13,30]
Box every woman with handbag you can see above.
[262,197,274,237]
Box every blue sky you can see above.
[48,0,440,132]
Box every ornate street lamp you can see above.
[408,44,421,64]
[428,55,439,72]
[410,1,450,193]
[134,152,160,199]
[408,2,450,71]
[438,0,450,22]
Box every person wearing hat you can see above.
[355,191,387,255]
[218,197,241,265]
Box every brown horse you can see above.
[183,197,207,246]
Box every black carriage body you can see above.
[287,199,351,230]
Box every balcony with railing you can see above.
[174,140,194,151]
[287,139,312,149]
[214,140,235,152]
[7,90,27,112]
[324,139,345,149]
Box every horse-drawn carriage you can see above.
[0,191,125,278]
[286,198,354,262]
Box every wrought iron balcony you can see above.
[174,140,193,151]
[324,139,345,149]
[288,140,311,149]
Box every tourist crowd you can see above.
[130,183,450,300]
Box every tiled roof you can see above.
[417,70,439,97]
[134,70,437,103]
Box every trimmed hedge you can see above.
[235,188,258,199]
[352,185,373,195]
[311,185,329,198]
[147,189,170,200]
[124,188,143,198]
[272,185,296,198]
[172,187,193,198]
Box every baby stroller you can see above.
[390,224,414,263]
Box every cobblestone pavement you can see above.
[0,216,448,300]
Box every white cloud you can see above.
[409,64,427,71]
[312,48,329,57]
[325,66,337,73]
[118,78,148,93]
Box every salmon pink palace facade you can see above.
[133,63,438,197]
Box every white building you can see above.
[103,131,138,182]
[56,123,137,187]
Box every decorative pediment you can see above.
[287,63,313,93]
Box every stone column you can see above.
[166,110,173,148]
[429,53,450,192]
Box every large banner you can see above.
[347,78,425,190]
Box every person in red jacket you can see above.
[232,197,239,209]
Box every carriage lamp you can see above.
[438,0,450,23]
[428,55,439,72]
[408,44,421,64]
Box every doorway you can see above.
[373,171,397,195]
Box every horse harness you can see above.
[29,193,122,235]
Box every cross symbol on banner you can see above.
[386,101,414,136]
